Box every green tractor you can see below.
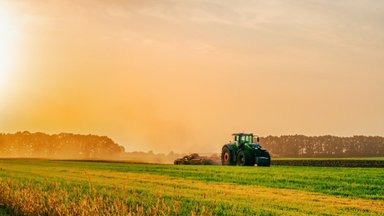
[221,133,271,166]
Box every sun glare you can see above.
[0,6,19,93]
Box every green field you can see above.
[0,159,383,215]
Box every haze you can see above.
[1,0,383,153]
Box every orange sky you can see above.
[1,0,383,153]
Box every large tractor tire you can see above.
[237,150,254,166]
[221,146,235,165]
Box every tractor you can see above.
[221,133,271,166]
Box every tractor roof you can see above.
[232,133,253,136]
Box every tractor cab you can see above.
[232,133,259,147]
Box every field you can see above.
[272,158,384,167]
[0,159,383,215]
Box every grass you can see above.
[0,159,383,215]
[0,207,8,216]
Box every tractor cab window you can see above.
[241,135,252,143]
[233,134,254,145]
[238,135,252,144]
[246,135,252,142]
[240,136,246,142]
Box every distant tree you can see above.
[0,131,125,159]
[261,135,384,158]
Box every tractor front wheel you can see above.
[258,151,271,167]
[237,150,254,166]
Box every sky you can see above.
[0,0,383,153]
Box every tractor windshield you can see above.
[239,135,253,143]
[233,134,254,145]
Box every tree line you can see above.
[0,131,125,159]
[261,135,384,157]
[1,132,383,160]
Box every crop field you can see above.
[272,158,384,167]
[0,159,383,215]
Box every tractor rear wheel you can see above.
[237,150,254,166]
[221,146,234,165]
